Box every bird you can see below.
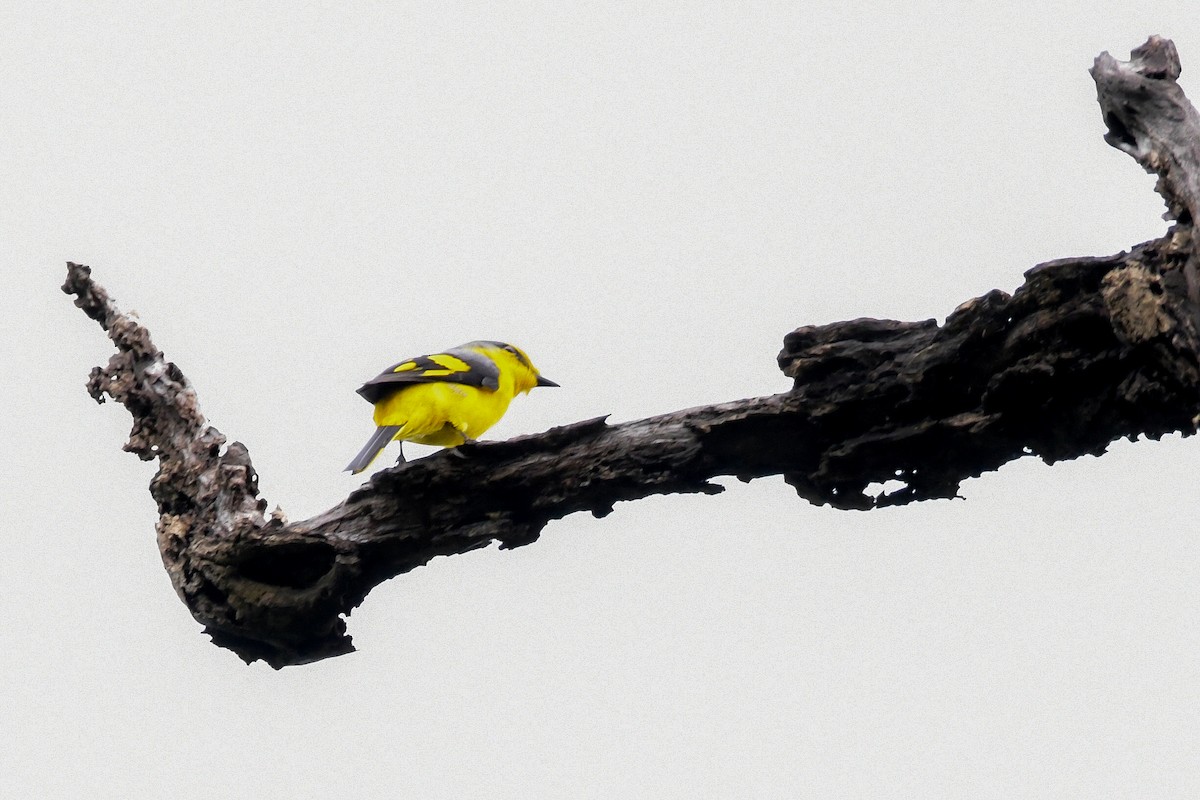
[345,340,558,474]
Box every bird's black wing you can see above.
[355,347,501,404]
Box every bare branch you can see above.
[64,37,1200,667]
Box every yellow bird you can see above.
[345,340,558,474]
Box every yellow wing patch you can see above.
[390,354,471,377]
[428,353,471,372]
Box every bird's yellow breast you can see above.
[371,380,516,447]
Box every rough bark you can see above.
[64,37,1200,668]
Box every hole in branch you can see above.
[866,479,908,496]
[1104,111,1138,149]
[238,539,337,589]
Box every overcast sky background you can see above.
[5,3,1200,797]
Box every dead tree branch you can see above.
[65,36,1200,667]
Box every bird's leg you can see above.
[448,425,480,459]
[447,422,476,446]
[393,441,406,465]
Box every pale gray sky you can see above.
[5,2,1200,797]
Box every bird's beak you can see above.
[536,375,560,388]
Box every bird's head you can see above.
[466,341,558,394]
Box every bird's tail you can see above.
[345,425,404,474]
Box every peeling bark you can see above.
[64,37,1200,667]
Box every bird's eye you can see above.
[503,344,518,354]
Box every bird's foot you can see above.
[450,437,482,459]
